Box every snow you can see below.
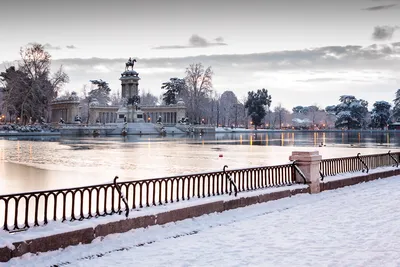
[0,184,307,248]
[5,175,400,267]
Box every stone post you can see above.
[289,151,322,194]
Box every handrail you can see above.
[356,153,369,173]
[319,151,400,178]
[223,165,238,197]
[291,161,308,184]
[113,176,129,218]
[388,151,399,167]
[1,163,295,232]
[0,163,294,198]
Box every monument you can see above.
[116,58,144,123]
[50,56,187,135]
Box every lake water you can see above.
[0,131,399,194]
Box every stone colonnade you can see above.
[144,111,178,124]
[141,106,186,125]
[89,107,119,124]
[97,111,118,123]
[50,101,80,123]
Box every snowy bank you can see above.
[0,184,308,262]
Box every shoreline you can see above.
[0,128,399,137]
[0,132,61,137]
[215,128,399,133]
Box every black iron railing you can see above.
[319,151,400,180]
[0,163,297,232]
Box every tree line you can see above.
[1,43,399,130]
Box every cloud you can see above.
[66,45,77,49]
[27,42,61,50]
[1,42,395,111]
[52,42,400,72]
[43,43,61,50]
[362,4,397,11]
[372,25,399,40]
[296,78,345,83]
[153,34,227,50]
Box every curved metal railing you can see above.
[0,163,297,232]
[319,151,400,179]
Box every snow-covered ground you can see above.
[5,175,400,267]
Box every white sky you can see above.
[0,0,399,109]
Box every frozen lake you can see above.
[0,131,399,194]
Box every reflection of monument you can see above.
[116,58,144,123]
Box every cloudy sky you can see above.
[1,0,399,109]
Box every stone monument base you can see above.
[115,105,144,123]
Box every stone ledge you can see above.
[94,215,157,238]
[12,228,94,258]
[0,186,306,262]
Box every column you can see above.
[289,151,322,194]
[122,85,126,98]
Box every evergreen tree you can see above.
[88,79,111,105]
[370,101,391,129]
[332,95,368,129]
[244,89,271,130]
[161,78,186,105]
[392,89,400,121]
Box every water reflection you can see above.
[207,131,400,147]
[0,131,400,194]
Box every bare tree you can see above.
[220,91,239,127]
[185,63,213,123]
[0,43,68,124]
[80,85,91,123]
[140,89,159,106]
[274,104,289,129]
[110,90,122,106]
[241,94,249,128]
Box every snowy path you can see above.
[5,176,400,267]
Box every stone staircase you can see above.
[109,123,159,135]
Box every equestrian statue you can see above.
[125,57,137,71]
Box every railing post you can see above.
[289,151,322,194]
[223,165,238,197]
[113,176,130,218]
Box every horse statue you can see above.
[125,57,137,71]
